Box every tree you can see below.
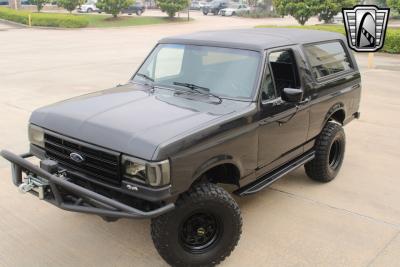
[58,0,84,13]
[157,0,189,18]
[388,0,400,13]
[31,0,49,12]
[273,0,319,25]
[96,0,133,18]
[317,0,355,23]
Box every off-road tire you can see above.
[151,182,242,267]
[305,121,346,182]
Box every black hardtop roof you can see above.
[158,28,346,51]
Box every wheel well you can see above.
[329,109,345,125]
[202,163,240,187]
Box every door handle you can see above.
[298,97,311,105]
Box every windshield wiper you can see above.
[136,72,154,82]
[173,82,222,104]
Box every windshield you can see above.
[132,44,260,100]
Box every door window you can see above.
[268,50,300,96]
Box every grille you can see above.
[43,133,121,185]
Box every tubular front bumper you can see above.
[0,150,175,219]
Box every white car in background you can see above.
[333,12,343,24]
[77,0,101,13]
[219,3,250,16]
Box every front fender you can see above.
[192,155,243,181]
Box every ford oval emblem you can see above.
[70,152,85,163]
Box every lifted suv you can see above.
[1,29,361,266]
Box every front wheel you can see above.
[136,9,142,16]
[305,121,346,182]
[203,11,208,15]
[151,182,242,267]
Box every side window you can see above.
[268,50,300,96]
[304,41,353,79]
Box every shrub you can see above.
[387,0,400,13]
[255,25,400,53]
[157,0,189,18]
[96,0,134,18]
[31,0,49,12]
[58,0,85,13]
[31,13,89,27]
[273,0,319,25]
[317,0,355,23]
[0,7,89,28]
[0,7,30,24]
[384,29,400,53]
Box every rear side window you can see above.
[304,41,353,79]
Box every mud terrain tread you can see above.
[151,182,242,267]
[305,121,345,182]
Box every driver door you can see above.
[257,47,310,170]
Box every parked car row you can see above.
[190,0,207,10]
[201,1,250,16]
[76,0,101,13]
[219,3,250,16]
[76,0,145,15]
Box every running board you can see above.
[234,151,315,197]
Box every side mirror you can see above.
[283,88,303,103]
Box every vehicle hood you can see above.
[30,83,250,160]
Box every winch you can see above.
[18,174,49,200]
[18,159,59,200]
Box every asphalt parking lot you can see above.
[0,12,400,266]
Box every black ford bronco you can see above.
[1,29,361,266]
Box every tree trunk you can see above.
[9,0,21,10]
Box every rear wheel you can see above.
[151,182,242,267]
[203,11,208,15]
[305,121,346,182]
[86,7,93,13]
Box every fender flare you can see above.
[192,155,243,183]
[323,103,346,126]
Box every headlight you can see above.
[122,155,170,187]
[28,124,45,148]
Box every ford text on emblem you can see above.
[342,5,390,52]
[70,152,85,163]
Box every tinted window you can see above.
[268,50,300,96]
[304,41,352,79]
